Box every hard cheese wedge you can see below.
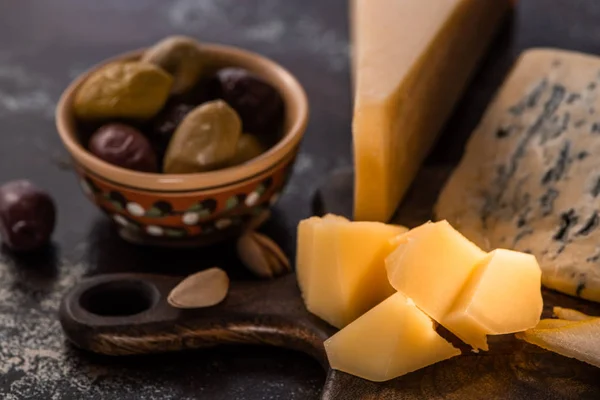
[296,215,407,328]
[516,318,600,368]
[325,292,461,382]
[443,249,543,350]
[386,220,486,322]
[436,49,600,303]
[352,0,510,222]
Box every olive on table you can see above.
[0,180,56,252]
[88,124,158,173]
[229,133,266,166]
[163,100,242,174]
[142,36,205,95]
[214,68,283,135]
[74,61,173,120]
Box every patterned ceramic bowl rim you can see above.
[55,44,309,192]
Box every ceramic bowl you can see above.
[56,44,308,247]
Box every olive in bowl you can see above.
[88,124,158,173]
[55,42,308,247]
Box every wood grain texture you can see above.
[60,266,600,400]
[60,273,334,368]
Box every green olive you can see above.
[229,134,266,166]
[164,100,242,174]
[142,36,204,95]
[74,61,172,120]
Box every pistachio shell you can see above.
[252,232,291,271]
[167,267,229,309]
[163,100,242,174]
[236,231,290,279]
[237,232,274,278]
[142,36,205,95]
[74,61,173,120]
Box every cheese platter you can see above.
[54,0,600,399]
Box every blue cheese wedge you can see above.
[436,48,600,303]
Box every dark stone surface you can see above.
[0,0,599,399]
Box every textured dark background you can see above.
[0,0,599,399]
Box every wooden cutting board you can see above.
[59,211,600,400]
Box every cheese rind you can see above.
[385,220,486,322]
[352,0,510,222]
[296,216,407,328]
[324,292,461,382]
[443,249,543,350]
[436,48,600,303]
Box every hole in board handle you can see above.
[79,279,160,317]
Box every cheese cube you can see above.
[352,0,511,222]
[386,220,486,322]
[296,216,406,328]
[325,292,461,382]
[443,249,543,350]
[296,214,348,301]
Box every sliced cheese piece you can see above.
[325,292,461,382]
[516,318,600,368]
[296,216,407,328]
[443,249,543,350]
[386,220,486,322]
[553,307,595,321]
[534,319,583,330]
[436,49,600,303]
[352,0,511,222]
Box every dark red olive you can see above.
[214,68,283,135]
[88,123,158,173]
[0,180,56,252]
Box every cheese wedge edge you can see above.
[352,0,511,222]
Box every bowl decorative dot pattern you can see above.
[56,44,308,247]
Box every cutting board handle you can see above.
[59,272,334,369]
[58,272,391,399]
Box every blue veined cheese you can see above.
[436,48,600,303]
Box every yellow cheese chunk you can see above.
[352,0,510,222]
[386,220,486,322]
[296,214,348,302]
[296,216,406,328]
[296,216,320,302]
[443,249,543,350]
[325,292,461,382]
